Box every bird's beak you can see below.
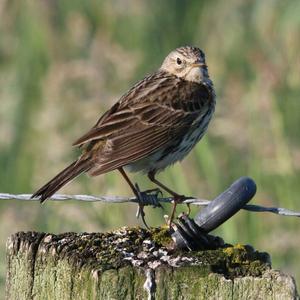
[191,63,207,68]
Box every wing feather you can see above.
[72,70,212,174]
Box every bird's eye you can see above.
[176,58,182,65]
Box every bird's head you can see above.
[160,46,209,83]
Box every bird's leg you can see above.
[148,171,188,227]
[118,167,150,229]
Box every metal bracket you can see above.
[171,177,257,250]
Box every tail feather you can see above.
[31,159,92,203]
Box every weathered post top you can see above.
[5,227,298,299]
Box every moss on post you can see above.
[5,228,298,299]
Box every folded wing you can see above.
[73,71,212,175]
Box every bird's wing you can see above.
[73,71,213,173]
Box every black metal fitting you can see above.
[171,177,257,250]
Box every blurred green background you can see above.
[0,0,300,295]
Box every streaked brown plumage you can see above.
[32,46,216,224]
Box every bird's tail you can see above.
[31,159,92,203]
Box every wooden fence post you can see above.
[5,228,298,299]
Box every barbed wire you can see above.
[0,193,209,205]
[0,193,299,217]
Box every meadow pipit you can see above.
[32,46,216,226]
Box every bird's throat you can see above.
[185,66,209,83]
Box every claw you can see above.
[137,205,150,229]
[163,214,171,228]
[134,184,150,229]
[168,195,187,229]
[186,203,191,216]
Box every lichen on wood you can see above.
[5,228,299,299]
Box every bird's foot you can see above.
[134,184,163,208]
[134,184,163,229]
[184,196,196,216]
[168,194,188,229]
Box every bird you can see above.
[32,46,216,227]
